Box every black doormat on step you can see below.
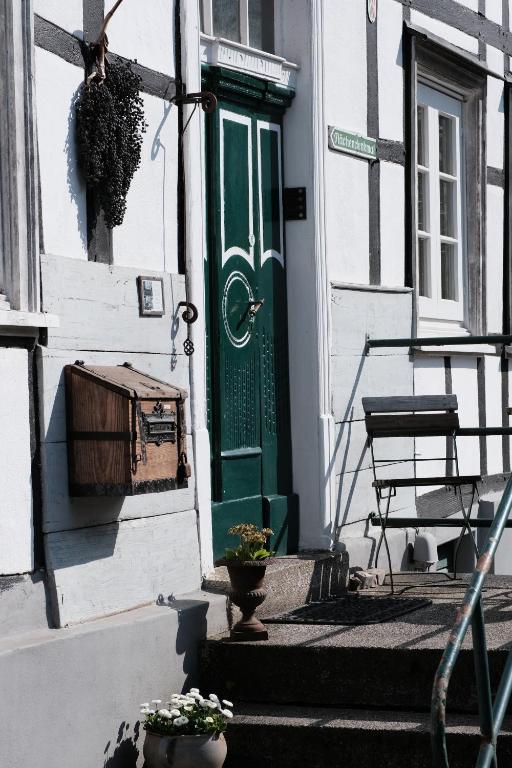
[263,595,432,626]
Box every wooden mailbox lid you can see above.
[67,363,188,401]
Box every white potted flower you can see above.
[140,688,233,768]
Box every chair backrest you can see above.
[362,395,459,438]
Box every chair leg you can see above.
[374,489,394,594]
[453,484,479,577]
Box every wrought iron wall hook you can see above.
[172,88,217,114]
[177,301,198,324]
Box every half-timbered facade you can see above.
[2,1,512,765]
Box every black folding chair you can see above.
[363,395,481,593]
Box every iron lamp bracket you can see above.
[172,89,217,114]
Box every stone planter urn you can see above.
[143,731,227,768]
[226,560,269,641]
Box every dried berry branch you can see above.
[87,0,126,85]
[76,60,147,228]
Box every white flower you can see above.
[200,701,209,709]
[158,709,173,719]
[183,705,194,712]
[222,700,233,708]
[205,717,214,723]
[147,709,156,715]
[189,688,200,694]
[209,694,219,703]
[152,700,162,705]
[221,709,233,719]
[140,703,150,708]
[140,708,150,715]
[174,716,189,727]
[170,709,181,717]
[206,701,218,710]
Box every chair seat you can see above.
[373,475,481,489]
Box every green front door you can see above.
[204,73,298,560]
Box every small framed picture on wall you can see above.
[137,276,165,317]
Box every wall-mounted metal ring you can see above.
[177,301,198,324]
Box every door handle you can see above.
[248,299,265,318]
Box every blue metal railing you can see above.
[431,476,512,768]
[364,332,512,765]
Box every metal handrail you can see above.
[431,475,512,768]
[365,334,512,352]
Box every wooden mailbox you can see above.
[65,362,188,496]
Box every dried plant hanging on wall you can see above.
[75,0,147,228]
[76,61,146,228]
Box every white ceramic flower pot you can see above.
[143,731,227,768]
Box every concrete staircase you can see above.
[200,572,512,767]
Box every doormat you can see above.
[263,595,432,626]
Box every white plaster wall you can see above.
[487,77,505,169]
[104,0,175,76]
[325,154,370,285]
[378,0,403,142]
[451,356,480,475]
[380,162,405,287]
[486,184,504,333]
[35,48,87,260]
[323,0,367,136]
[410,11,480,54]
[485,356,503,475]
[486,0,502,24]
[413,358,447,487]
[34,0,83,35]
[113,95,179,273]
[0,349,33,575]
[486,45,504,78]
[275,0,325,549]
[45,510,201,626]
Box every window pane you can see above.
[213,0,240,42]
[417,172,428,232]
[441,242,458,301]
[439,115,454,174]
[440,179,455,237]
[417,106,426,167]
[249,0,274,52]
[200,0,205,31]
[418,238,431,298]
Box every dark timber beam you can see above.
[367,9,381,285]
[488,166,505,187]
[396,0,512,54]
[34,15,177,101]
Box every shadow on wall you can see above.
[158,596,209,691]
[103,720,141,768]
[330,350,367,541]
[66,85,88,251]
[151,101,173,273]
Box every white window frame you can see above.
[201,0,273,52]
[416,82,467,334]
[0,0,40,316]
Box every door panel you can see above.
[206,98,298,560]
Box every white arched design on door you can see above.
[220,109,255,269]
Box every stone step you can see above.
[203,552,348,619]
[223,704,512,768]
[201,574,512,714]
[202,638,510,714]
